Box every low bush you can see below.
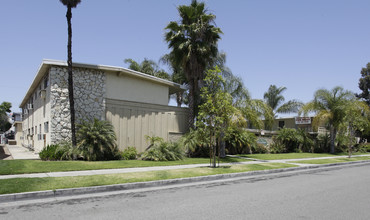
[314,133,330,153]
[225,127,257,154]
[269,140,286,154]
[141,138,184,161]
[121,146,137,160]
[39,144,64,161]
[251,143,269,154]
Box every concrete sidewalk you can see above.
[4,144,39,160]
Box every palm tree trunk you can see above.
[330,126,336,154]
[66,6,77,147]
[188,78,196,129]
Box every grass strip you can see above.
[238,152,370,160]
[0,163,296,194]
[0,157,249,175]
[290,156,370,164]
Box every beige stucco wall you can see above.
[272,118,296,130]
[21,73,52,152]
[105,99,188,152]
[106,73,169,106]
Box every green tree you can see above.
[197,67,238,167]
[0,102,12,132]
[60,0,81,147]
[165,0,222,127]
[301,86,355,153]
[356,62,370,106]
[339,100,370,157]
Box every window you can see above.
[39,124,42,134]
[35,126,37,134]
[278,121,285,129]
[44,75,49,89]
[44,122,49,133]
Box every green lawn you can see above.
[290,156,370,164]
[238,152,370,160]
[0,157,249,175]
[0,163,296,194]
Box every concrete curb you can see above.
[1,159,370,204]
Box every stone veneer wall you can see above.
[49,66,106,143]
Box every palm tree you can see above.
[124,58,170,80]
[264,85,303,117]
[160,53,188,107]
[77,118,119,161]
[301,86,355,153]
[165,0,222,127]
[60,0,81,146]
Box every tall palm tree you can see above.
[165,0,222,127]
[60,0,81,146]
[160,54,188,107]
[263,85,303,117]
[301,86,355,153]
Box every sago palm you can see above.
[77,118,118,161]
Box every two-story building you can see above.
[20,59,189,152]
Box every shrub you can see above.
[251,143,269,154]
[141,137,184,161]
[269,139,287,154]
[314,133,330,153]
[121,146,137,160]
[180,129,209,157]
[55,142,81,160]
[77,118,120,161]
[275,128,302,153]
[39,144,65,161]
[225,126,257,154]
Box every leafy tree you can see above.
[0,102,12,132]
[165,0,222,127]
[263,85,303,120]
[60,0,81,147]
[356,62,370,106]
[301,86,355,153]
[339,100,370,157]
[124,58,170,80]
[76,118,119,161]
[197,67,238,167]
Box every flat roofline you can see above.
[20,59,186,108]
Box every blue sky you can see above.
[1,0,369,115]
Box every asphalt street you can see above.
[1,163,370,220]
